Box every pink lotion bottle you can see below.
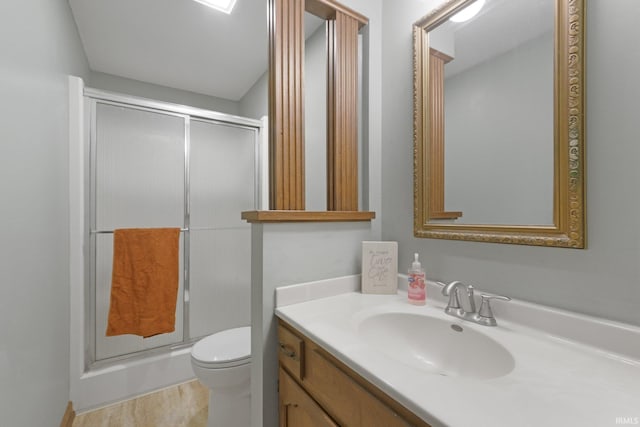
[407,253,426,305]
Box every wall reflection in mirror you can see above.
[434,0,554,225]
[413,0,586,247]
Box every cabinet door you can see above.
[304,344,413,427]
[279,368,338,427]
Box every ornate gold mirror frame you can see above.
[413,0,585,248]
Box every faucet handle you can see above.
[476,294,511,326]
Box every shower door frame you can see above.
[84,88,263,367]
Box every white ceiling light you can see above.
[192,0,238,14]
[449,0,485,23]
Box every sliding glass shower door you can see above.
[188,120,255,339]
[88,93,260,363]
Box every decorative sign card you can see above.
[361,241,398,294]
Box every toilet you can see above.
[190,326,251,427]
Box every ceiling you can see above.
[69,0,325,101]
[69,0,269,101]
[441,0,554,77]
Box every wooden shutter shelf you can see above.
[241,210,375,223]
[259,0,374,223]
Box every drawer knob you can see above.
[278,342,297,359]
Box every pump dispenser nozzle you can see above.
[411,253,422,271]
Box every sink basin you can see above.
[357,312,515,379]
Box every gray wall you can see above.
[90,71,241,115]
[239,70,268,120]
[251,222,377,427]
[0,0,89,425]
[382,0,640,326]
[445,32,554,225]
[304,24,329,211]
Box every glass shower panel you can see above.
[94,103,185,230]
[93,103,186,360]
[190,120,256,228]
[94,233,185,360]
[189,120,256,338]
[188,229,251,338]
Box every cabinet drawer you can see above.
[278,323,304,380]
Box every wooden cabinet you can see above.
[277,320,432,427]
[279,368,339,427]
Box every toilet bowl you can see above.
[191,326,251,427]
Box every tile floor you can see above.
[73,380,208,427]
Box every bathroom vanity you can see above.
[278,320,430,427]
[275,279,640,427]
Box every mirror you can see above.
[413,0,585,247]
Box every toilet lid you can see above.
[191,326,251,366]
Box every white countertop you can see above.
[275,288,640,427]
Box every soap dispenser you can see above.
[407,253,426,305]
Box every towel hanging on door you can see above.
[106,227,181,338]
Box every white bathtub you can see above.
[71,346,195,412]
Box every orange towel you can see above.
[106,228,181,338]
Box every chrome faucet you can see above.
[440,281,510,327]
[442,281,475,318]
[475,294,511,326]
